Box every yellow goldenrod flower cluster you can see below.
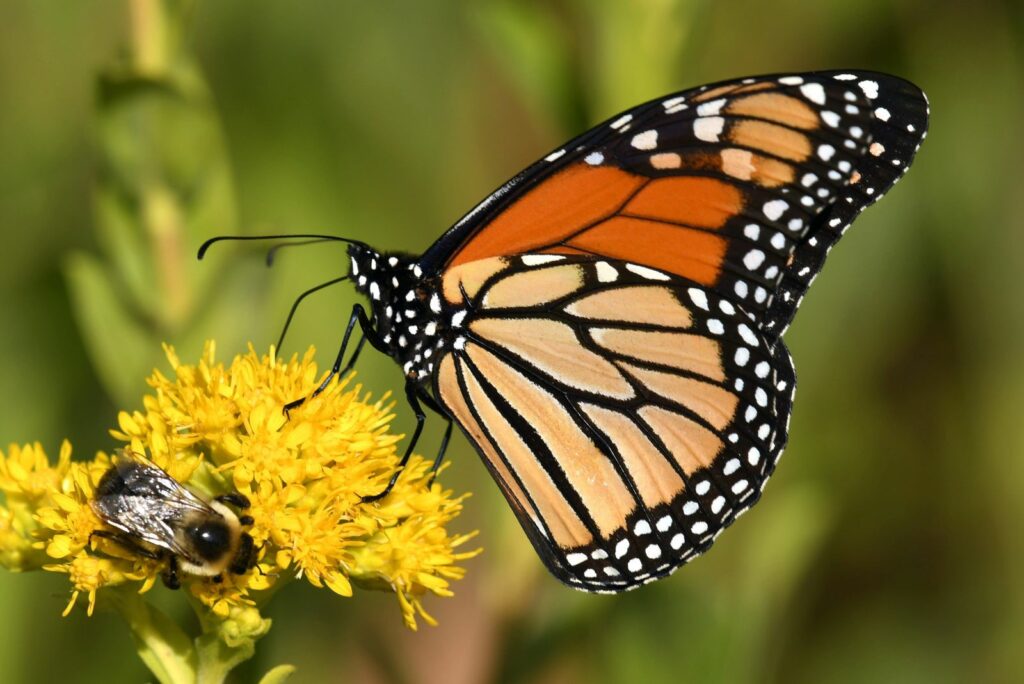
[0,342,479,632]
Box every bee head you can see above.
[187,519,233,562]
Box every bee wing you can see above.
[92,452,214,560]
[108,451,211,511]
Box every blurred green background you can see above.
[2,0,1023,682]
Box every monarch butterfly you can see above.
[200,70,928,592]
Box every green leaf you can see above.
[258,664,297,684]
[63,251,159,407]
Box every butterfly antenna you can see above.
[197,234,364,260]
[265,238,341,267]
[276,275,350,353]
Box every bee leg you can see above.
[237,514,255,527]
[214,493,251,510]
[254,562,278,579]
[212,574,224,584]
[89,530,162,560]
[362,380,425,503]
[162,557,181,590]
[230,533,257,575]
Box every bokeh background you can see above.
[2,0,1023,682]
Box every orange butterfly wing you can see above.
[428,71,928,339]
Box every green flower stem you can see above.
[108,584,285,684]
[142,182,191,333]
[189,594,275,684]
[107,586,197,684]
[129,0,195,77]
[193,629,255,684]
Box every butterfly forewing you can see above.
[423,71,928,343]
[432,255,795,590]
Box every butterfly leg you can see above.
[284,304,384,415]
[274,276,349,355]
[361,380,427,503]
[336,331,368,378]
[416,389,453,484]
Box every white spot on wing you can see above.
[544,149,566,162]
[687,288,709,311]
[763,199,788,221]
[625,263,669,281]
[800,82,826,105]
[595,262,618,283]
[694,117,724,142]
[696,98,726,116]
[743,250,766,270]
[738,323,759,346]
[521,254,564,266]
[567,552,587,566]
[610,114,633,130]
[859,80,879,99]
[631,130,659,150]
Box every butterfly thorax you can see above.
[348,243,446,384]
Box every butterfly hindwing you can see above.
[432,254,795,590]
[422,71,928,343]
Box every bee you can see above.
[89,451,258,589]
